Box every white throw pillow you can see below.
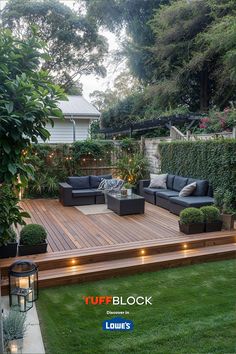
[179,182,197,197]
[150,173,160,180]
[149,174,167,189]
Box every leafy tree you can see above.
[90,70,139,112]
[149,0,236,111]
[83,0,169,83]
[0,29,65,184]
[3,0,108,88]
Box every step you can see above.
[1,243,235,295]
[0,232,234,276]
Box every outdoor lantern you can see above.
[9,260,38,312]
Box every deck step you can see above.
[2,243,235,294]
[0,233,234,277]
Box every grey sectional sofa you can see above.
[139,174,214,215]
[59,175,112,206]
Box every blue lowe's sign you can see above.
[102,317,134,331]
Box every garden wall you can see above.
[159,139,236,203]
[142,137,171,173]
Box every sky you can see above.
[0,0,124,101]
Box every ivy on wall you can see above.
[159,139,236,206]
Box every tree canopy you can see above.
[84,0,168,83]
[3,0,108,89]
[93,0,236,129]
[0,29,65,184]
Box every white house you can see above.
[38,95,100,143]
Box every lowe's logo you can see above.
[102,317,134,331]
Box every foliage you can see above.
[0,185,29,246]
[149,0,236,111]
[84,0,167,83]
[72,140,113,161]
[3,0,107,89]
[3,310,27,347]
[20,224,47,246]
[37,259,236,353]
[89,120,102,140]
[120,138,139,154]
[101,87,190,129]
[214,189,235,214]
[25,142,115,197]
[90,71,139,112]
[200,206,220,222]
[116,153,149,185]
[0,29,65,184]
[159,139,236,209]
[179,208,204,225]
[198,106,236,133]
[8,228,17,243]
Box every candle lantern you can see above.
[9,260,38,312]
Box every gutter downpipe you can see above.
[70,118,76,142]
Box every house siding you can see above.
[37,119,91,144]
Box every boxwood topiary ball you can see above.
[20,224,47,246]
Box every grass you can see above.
[37,260,236,354]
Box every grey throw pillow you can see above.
[148,174,167,189]
[179,182,197,197]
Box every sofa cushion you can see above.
[156,189,179,200]
[172,176,188,192]
[90,174,112,189]
[67,176,90,189]
[72,189,103,197]
[187,178,209,196]
[166,174,175,190]
[179,182,196,197]
[143,187,164,195]
[170,196,214,208]
[149,174,167,189]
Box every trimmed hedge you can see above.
[159,139,236,207]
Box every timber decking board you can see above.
[16,199,235,254]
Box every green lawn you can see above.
[37,260,236,354]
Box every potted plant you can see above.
[0,229,18,259]
[214,189,235,230]
[179,208,205,234]
[3,310,27,354]
[0,185,29,258]
[200,206,222,232]
[123,182,134,196]
[19,224,48,256]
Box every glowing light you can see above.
[140,249,145,255]
[99,158,102,161]
[129,159,132,162]
[71,259,76,265]
[94,158,97,161]
[83,158,86,162]
[183,244,187,249]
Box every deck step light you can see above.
[9,260,38,312]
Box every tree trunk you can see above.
[200,69,209,112]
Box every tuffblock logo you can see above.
[102,317,134,331]
[83,296,152,306]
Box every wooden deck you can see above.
[1,198,235,293]
[19,199,235,252]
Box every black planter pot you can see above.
[179,221,205,235]
[205,221,223,232]
[18,242,48,256]
[0,242,17,258]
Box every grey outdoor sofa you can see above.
[59,174,112,206]
[139,174,214,215]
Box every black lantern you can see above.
[9,260,38,312]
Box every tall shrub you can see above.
[159,139,236,207]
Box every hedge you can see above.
[159,139,236,206]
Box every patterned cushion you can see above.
[179,182,196,197]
